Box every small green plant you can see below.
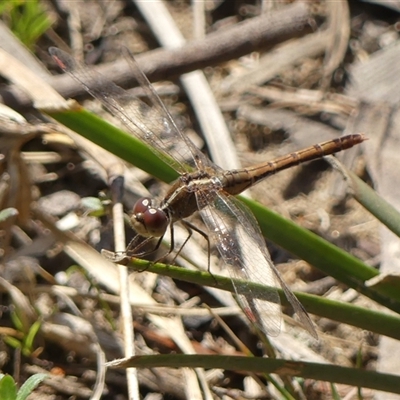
[0,0,53,49]
[0,373,47,400]
[3,314,42,357]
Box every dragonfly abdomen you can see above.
[222,134,365,196]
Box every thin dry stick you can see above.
[321,0,350,88]
[66,5,84,61]
[110,176,139,399]
[192,0,206,40]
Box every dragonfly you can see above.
[50,47,365,339]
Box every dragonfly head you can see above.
[130,197,169,237]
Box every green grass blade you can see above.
[49,107,177,183]
[126,258,400,339]
[111,354,400,394]
[23,320,41,355]
[16,374,47,400]
[348,169,400,238]
[241,197,400,308]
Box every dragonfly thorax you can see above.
[130,197,169,237]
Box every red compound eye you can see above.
[131,198,169,237]
[141,208,169,237]
[132,197,152,214]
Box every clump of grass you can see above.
[0,0,53,49]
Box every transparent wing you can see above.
[49,47,210,174]
[197,189,317,338]
[196,189,281,336]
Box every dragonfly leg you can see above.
[153,223,177,264]
[178,221,217,285]
[102,235,163,267]
[180,221,211,269]
[108,226,173,268]
[129,236,170,273]
[153,222,206,267]
[101,249,130,264]
[125,235,163,258]
[169,221,193,264]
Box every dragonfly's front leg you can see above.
[101,234,163,264]
[125,235,163,257]
[101,249,130,264]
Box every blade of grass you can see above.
[49,107,177,183]
[241,196,400,308]
[348,168,400,241]
[16,373,48,400]
[325,157,400,300]
[108,354,400,394]
[126,258,400,340]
